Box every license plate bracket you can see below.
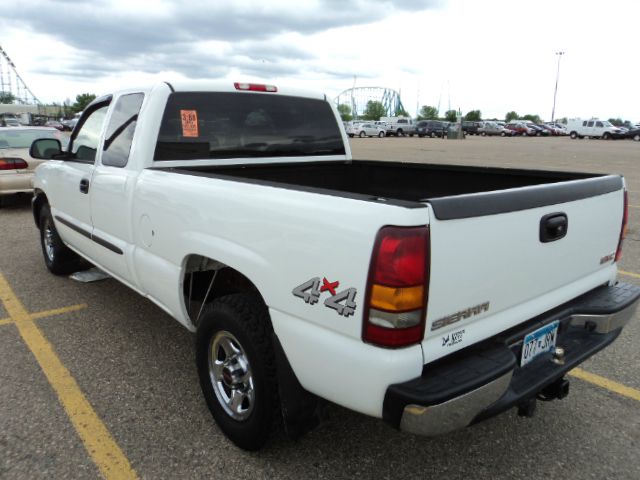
[521,320,559,367]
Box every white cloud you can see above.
[1,0,638,121]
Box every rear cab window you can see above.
[154,92,345,161]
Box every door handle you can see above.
[79,178,90,194]
[540,213,568,243]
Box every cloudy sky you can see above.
[1,0,639,121]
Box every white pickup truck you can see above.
[29,81,639,451]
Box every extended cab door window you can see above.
[102,93,145,167]
[69,104,110,163]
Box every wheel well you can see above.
[182,254,262,327]
[32,191,48,228]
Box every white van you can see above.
[567,119,625,140]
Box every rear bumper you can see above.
[0,172,33,195]
[383,281,640,436]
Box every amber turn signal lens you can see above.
[370,284,424,312]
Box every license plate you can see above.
[521,320,559,367]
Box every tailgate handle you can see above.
[540,213,568,243]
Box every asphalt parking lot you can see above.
[1,136,639,479]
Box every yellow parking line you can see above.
[569,368,640,402]
[31,303,87,320]
[619,270,640,279]
[0,273,137,480]
[0,304,87,327]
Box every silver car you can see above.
[351,122,385,138]
[0,127,66,204]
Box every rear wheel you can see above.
[359,131,366,138]
[196,293,279,451]
[396,129,403,137]
[378,131,384,138]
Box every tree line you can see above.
[0,91,97,117]
[337,101,560,125]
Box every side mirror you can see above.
[30,138,62,159]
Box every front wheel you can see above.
[634,134,640,142]
[570,131,578,139]
[396,129,404,137]
[38,204,87,275]
[378,131,384,138]
[359,131,366,138]
[196,293,279,451]
[603,132,611,140]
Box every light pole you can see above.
[551,51,565,124]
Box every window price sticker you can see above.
[180,110,199,137]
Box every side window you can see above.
[587,121,594,127]
[70,105,110,162]
[596,121,603,127]
[102,93,145,167]
[583,121,587,126]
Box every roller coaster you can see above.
[0,44,41,105]
[334,87,407,118]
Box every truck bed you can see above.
[163,160,621,219]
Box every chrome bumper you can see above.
[397,289,639,436]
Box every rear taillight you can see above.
[363,226,429,348]
[234,82,278,92]
[0,158,28,170]
[615,189,629,262]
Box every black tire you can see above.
[430,132,436,138]
[38,204,86,275]
[570,131,578,139]
[196,293,279,451]
[634,134,640,142]
[501,132,506,137]
[378,131,384,138]
[481,131,486,136]
[396,129,403,137]
[603,132,611,140]
[359,131,366,138]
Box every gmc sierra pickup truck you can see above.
[29,81,639,451]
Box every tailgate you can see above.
[422,176,624,364]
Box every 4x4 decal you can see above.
[292,277,357,317]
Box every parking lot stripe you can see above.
[619,270,640,279]
[31,303,87,320]
[0,304,87,327]
[0,273,137,480]
[569,368,640,402]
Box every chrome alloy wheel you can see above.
[44,220,55,262]
[209,330,255,421]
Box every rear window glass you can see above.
[154,92,345,161]
[0,129,64,149]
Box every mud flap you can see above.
[272,333,320,440]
